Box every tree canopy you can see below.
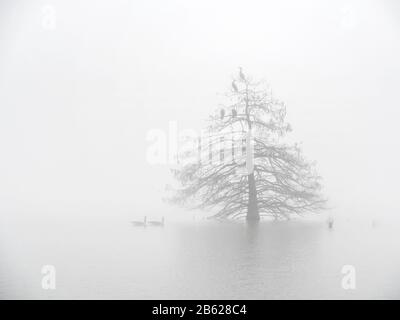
[168,70,325,220]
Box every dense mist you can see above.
[1,0,400,300]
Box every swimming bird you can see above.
[147,216,165,227]
[131,216,146,227]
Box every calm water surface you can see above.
[1,216,400,299]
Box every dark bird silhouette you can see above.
[328,216,334,229]
[232,80,238,92]
[132,216,146,227]
[239,67,245,81]
[148,216,165,227]
[232,109,237,117]
[220,108,225,119]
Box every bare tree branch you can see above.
[167,70,326,220]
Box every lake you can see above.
[1,215,400,299]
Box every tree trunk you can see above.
[246,172,260,221]
[244,83,259,222]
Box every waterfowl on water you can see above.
[132,216,146,227]
[147,216,165,227]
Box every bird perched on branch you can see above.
[239,67,246,81]
[220,108,225,119]
[232,80,238,92]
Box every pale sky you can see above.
[0,0,400,220]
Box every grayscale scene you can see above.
[1,0,400,300]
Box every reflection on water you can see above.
[1,216,400,299]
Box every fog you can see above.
[1,0,400,299]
